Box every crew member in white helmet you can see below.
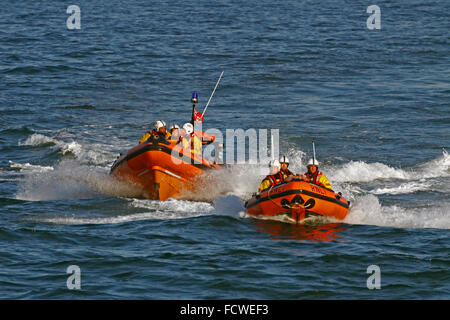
[301,158,332,190]
[139,120,171,143]
[279,155,294,179]
[168,124,180,141]
[258,160,286,193]
[179,122,202,156]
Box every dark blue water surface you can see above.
[0,0,449,299]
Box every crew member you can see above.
[258,160,285,193]
[168,124,180,141]
[139,120,171,143]
[180,122,202,156]
[279,155,294,179]
[301,159,332,190]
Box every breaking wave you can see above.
[9,160,54,173]
[37,199,215,225]
[35,195,246,225]
[15,161,142,201]
[18,134,59,147]
[345,194,450,230]
[328,149,450,184]
[18,133,116,166]
[371,180,433,195]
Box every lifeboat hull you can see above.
[245,179,350,223]
[110,135,219,200]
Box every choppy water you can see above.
[1,0,449,299]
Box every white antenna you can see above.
[202,71,224,117]
[271,133,274,161]
[312,139,316,165]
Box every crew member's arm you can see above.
[181,137,190,151]
[139,132,151,144]
[194,131,215,145]
[319,174,332,190]
[258,179,271,193]
[282,170,295,181]
[201,135,215,145]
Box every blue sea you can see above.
[0,0,449,299]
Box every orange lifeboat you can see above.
[245,179,350,224]
[110,134,221,200]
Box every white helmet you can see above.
[307,158,319,166]
[154,120,166,130]
[182,122,194,135]
[169,123,180,130]
[280,156,289,164]
[269,159,281,168]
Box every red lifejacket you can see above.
[179,133,199,148]
[193,130,215,145]
[305,171,324,187]
[267,172,285,187]
[179,132,196,141]
[281,168,294,177]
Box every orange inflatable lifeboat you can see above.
[110,134,221,200]
[245,179,350,224]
